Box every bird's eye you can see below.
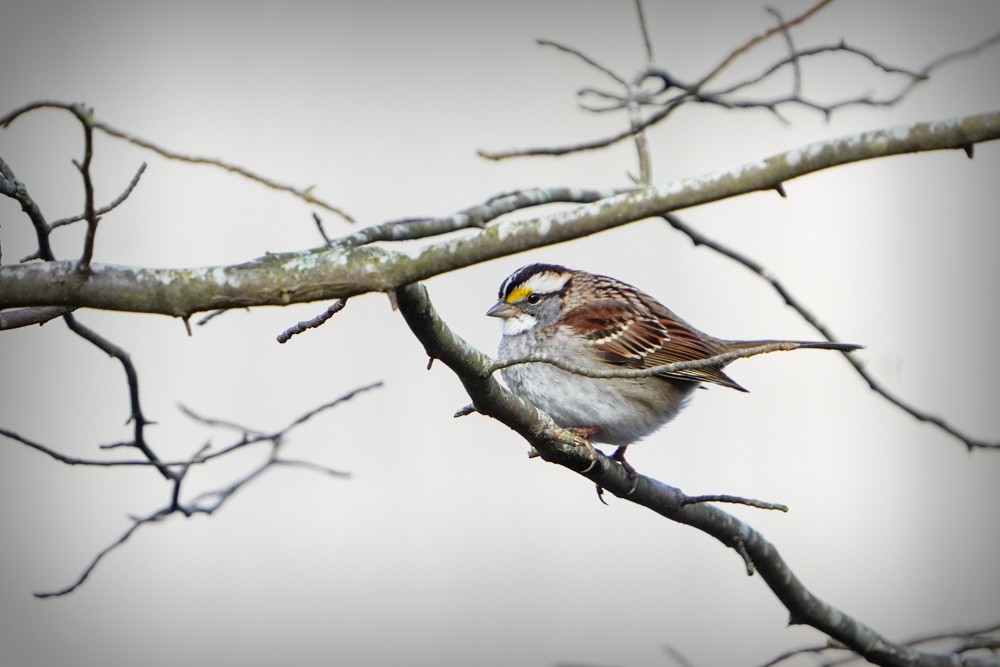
[526,293,542,305]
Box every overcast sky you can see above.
[2,2,999,666]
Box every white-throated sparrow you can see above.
[487,263,860,475]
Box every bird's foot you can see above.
[566,426,601,472]
[611,446,638,480]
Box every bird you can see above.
[486,263,861,476]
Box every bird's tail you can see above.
[723,339,862,354]
[695,338,862,392]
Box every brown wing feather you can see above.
[562,297,747,391]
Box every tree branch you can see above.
[62,312,171,480]
[26,382,381,597]
[394,281,996,667]
[3,111,998,315]
[0,100,354,223]
[50,162,147,229]
[480,4,999,160]
[663,213,999,452]
[0,305,76,329]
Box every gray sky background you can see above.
[2,2,999,666]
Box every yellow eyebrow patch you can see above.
[506,286,533,303]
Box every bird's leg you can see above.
[565,426,608,502]
[611,446,638,479]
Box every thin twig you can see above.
[489,341,859,380]
[51,162,147,229]
[709,42,923,98]
[272,458,352,478]
[334,186,634,248]
[629,0,656,184]
[196,309,227,325]
[480,7,1000,161]
[0,100,353,222]
[28,382,381,598]
[0,154,55,261]
[276,298,347,343]
[0,306,76,330]
[693,0,834,91]
[177,404,268,437]
[313,212,333,246]
[92,118,355,222]
[921,31,1000,72]
[634,0,655,63]
[33,508,172,598]
[62,312,173,479]
[766,6,801,97]
[73,106,99,273]
[758,621,1000,667]
[682,494,788,512]
[536,38,626,86]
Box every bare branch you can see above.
[0,155,55,261]
[194,308,250,326]
[5,112,998,316]
[33,507,172,598]
[682,494,789,512]
[276,298,348,343]
[51,162,147,229]
[62,312,171,479]
[272,458,352,478]
[663,213,1000,452]
[1,381,382,474]
[766,6,802,97]
[694,0,834,91]
[92,118,354,222]
[627,78,653,184]
[28,381,381,597]
[709,42,924,98]
[760,621,1000,667]
[0,100,353,222]
[0,426,244,469]
[634,0,655,63]
[334,186,634,248]
[536,38,627,86]
[312,212,333,247]
[395,281,997,667]
[0,305,75,329]
[177,404,268,438]
[72,106,99,273]
[479,7,1000,161]
[480,0,834,160]
[922,31,1000,72]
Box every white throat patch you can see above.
[501,312,537,336]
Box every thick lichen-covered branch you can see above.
[393,281,997,667]
[3,111,999,316]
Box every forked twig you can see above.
[51,162,147,229]
[62,312,171,479]
[26,381,381,597]
[479,1,1000,160]
[759,620,1000,667]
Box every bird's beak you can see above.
[486,300,518,319]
